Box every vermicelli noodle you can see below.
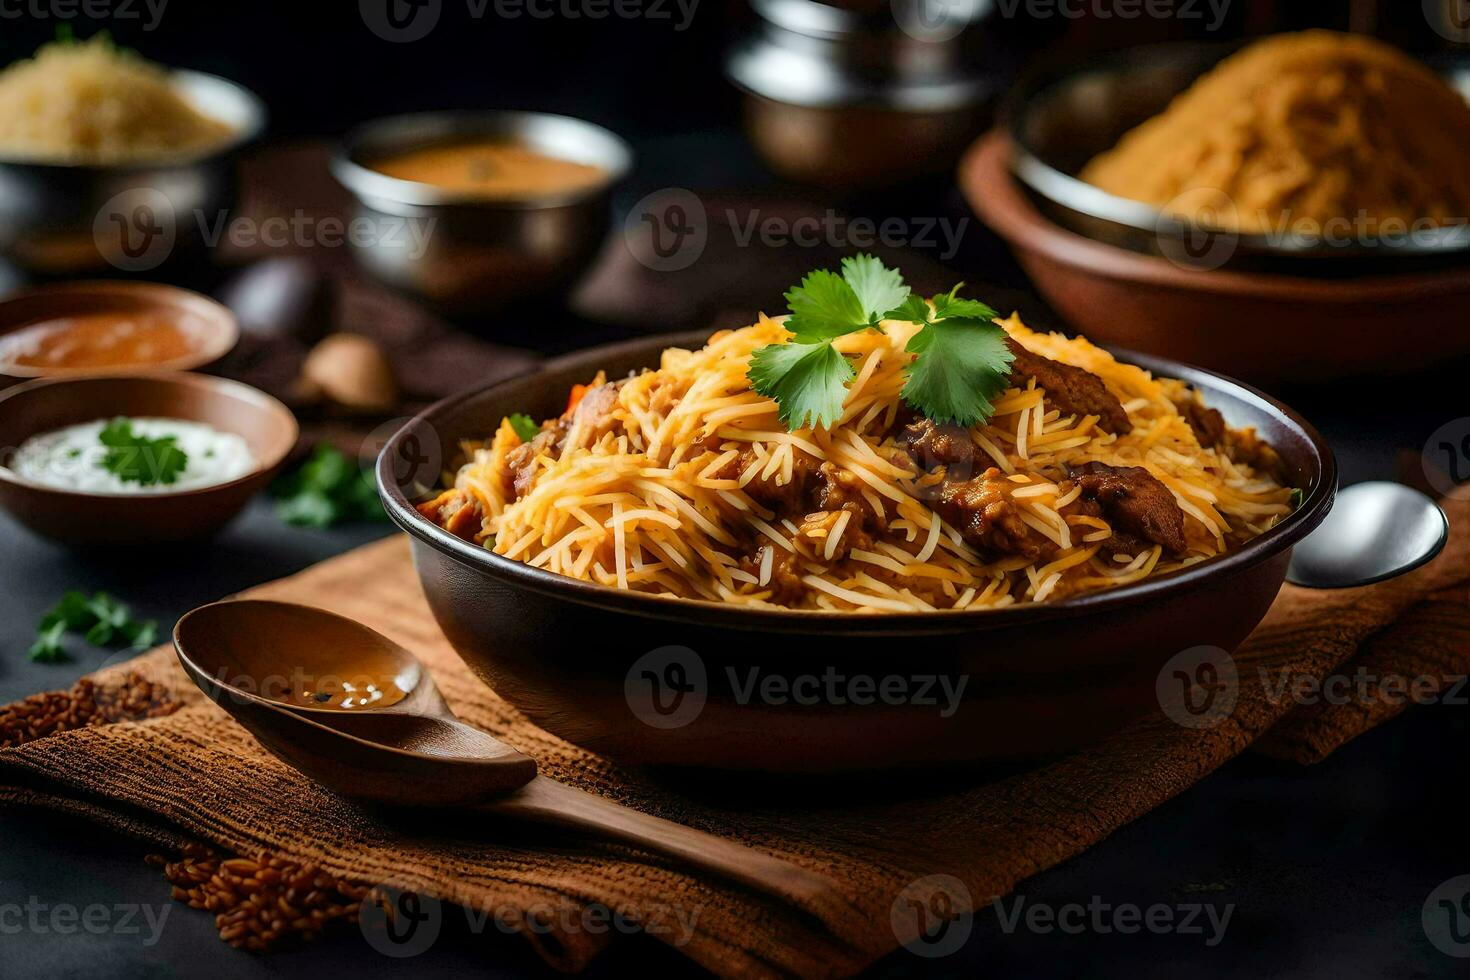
[418,316,1295,613]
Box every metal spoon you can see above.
[173,600,845,910]
[1286,481,1448,589]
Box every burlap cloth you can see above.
[2,496,1467,977]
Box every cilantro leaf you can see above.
[276,489,339,527]
[931,287,999,322]
[886,294,933,324]
[507,413,541,442]
[749,341,855,430]
[841,254,910,322]
[98,418,189,486]
[751,257,1017,432]
[31,590,157,662]
[902,317,1016,427]
[120,619,158,649]
[272,445,388,528]
[782,269,869,342]
[29,619,67,662]
[42,591,94,631]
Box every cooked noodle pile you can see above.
[1081,31,1470,236]
[418,316,1294,613]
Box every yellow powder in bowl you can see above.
[0,37,237,166]
[1080,31,1470,236]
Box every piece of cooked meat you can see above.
[795,505,874,562]
[901,417,976,473]
[1069,461,1187,554]
[1006,339,1131,434]
[1223,427,1288,482]
[930,467,1044,560]
[715,449,868,517]
[563,383,622,448]
[1171,390,1226,447]
[737,546,807,605]
[504,382,624,497]
[416,489,483,541]
[895,421,1039,559]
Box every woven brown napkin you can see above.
[2,496,1467,977]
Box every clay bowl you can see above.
[0,373,296,546]
[378,332,1335,775]
[959,131,1470,386]
[0,281,239,383]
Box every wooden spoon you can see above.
[172,600,841,908]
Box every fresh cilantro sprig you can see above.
[99,418,189,486]
[31,591,157,663]
[272,445,388,528]
[506,413,542,442]
[747,256,1015,429]
[899,285,1013,428]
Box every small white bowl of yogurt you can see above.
[0,373,297,545]
[13,417,257,495]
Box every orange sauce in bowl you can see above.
[0,310,211,372]
[368,140,608,199]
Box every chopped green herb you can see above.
[1289,487,1304,508]
[272,445,388,528]
[903,317,1015,426]
[506,413,542,443]
[748,256,1016,430]
[748,340,855,430]
[29,619,67,663]
[31,591,157,663]
[98,417,189,486]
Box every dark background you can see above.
[0,1,1456,145]
[3,1,1469,977]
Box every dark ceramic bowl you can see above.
[380,332,1335,774]
[0,373,296,546]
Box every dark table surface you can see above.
[3,139,1469,977]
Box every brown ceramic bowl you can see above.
[960,130,1470,385]
[0,281,239,382]
[379,331,1336,775]
[0,373,296,546]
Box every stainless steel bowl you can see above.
[0,70,266,279]
[332,111,632,317]
[727,0,994,190]
[1005,43,1470,276]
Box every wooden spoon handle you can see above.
[489,776,843,909]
